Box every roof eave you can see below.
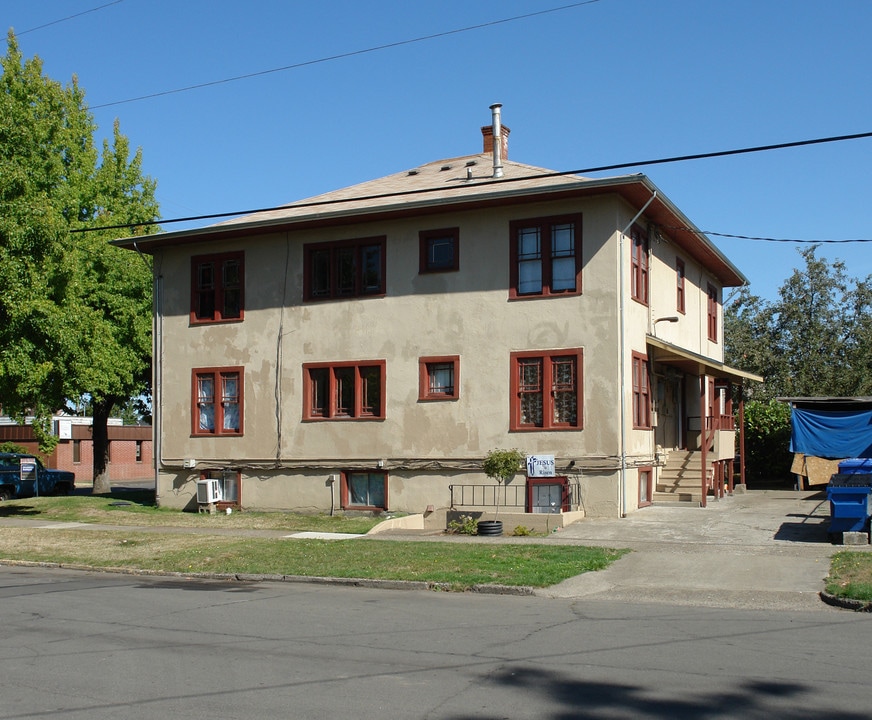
[112,173,747,286]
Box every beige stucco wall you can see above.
[153,194,725,517]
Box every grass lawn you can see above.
[0,492,629,591]
[825,551,872,602]
[0,491,382,533]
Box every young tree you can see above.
[0,33,159,492]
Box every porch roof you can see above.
[646,336,763,384]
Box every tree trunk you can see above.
[91,399,113,494]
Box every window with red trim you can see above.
[707,283,719,342]
[304,237,385,301]
[419,356,460,400]
[193,368,244,436]
[303,361,385,420]
[631,227,648,305]
[201,469,241,506]
[509,214,582,298]
[510,350,582,430]
[419,228,459,273]
[676,258,686,314]
[341,471,387,510]
[191,252,244,323]
[632,353,651,429]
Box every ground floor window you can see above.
[341,471,387,510]
[526,476,569,513]
[202,469,241,505]
[638,466,653,507]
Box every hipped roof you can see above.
[114,152,748,287]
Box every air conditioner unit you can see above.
[196,479,221,504]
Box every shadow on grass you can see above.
[0,489,156,518]
[0,503,40,517]
[91,489,157,507]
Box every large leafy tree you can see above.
[725,246,872,400]
[0,33,159,492]
[725,247,872,483]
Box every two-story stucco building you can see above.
[116,105,759,523]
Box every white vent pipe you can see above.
[490,103,504,178]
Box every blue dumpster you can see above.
[827,473,872,535]
[838,459,872,474]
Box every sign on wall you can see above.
[526,454,555,477]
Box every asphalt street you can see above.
[2,565,871,720]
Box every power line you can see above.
[71,129,872,244]
[667,228,872,244]
[90,1,602,109]
[16,1,124,36]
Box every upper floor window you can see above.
[304,237,385,301]
[193,367,243,436]
[419,228,459,273]
[191,252,244,323]
[631,227,648,305]
[419,356,460,400]
[632,353,651,429]
[707,284,719,342]
[509,215,582,299]
[676,258,686,314]
[510,349,583,431]
[303,361,386,420]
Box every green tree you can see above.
[725,246,872,400]
[0,33,159,492]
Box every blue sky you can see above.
[6,0,872,302]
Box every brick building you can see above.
[0,419,153,484]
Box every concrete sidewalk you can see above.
[538,489,843,610]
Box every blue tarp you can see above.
[790,408,872,459]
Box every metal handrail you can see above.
[449,481,582,512]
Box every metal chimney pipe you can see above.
[490,103,503,178]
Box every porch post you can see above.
[699,374,707,508]
[738,388,747,488]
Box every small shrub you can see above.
[446,514,478,535]
[512,525,533,537]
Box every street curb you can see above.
[0,559,535,595]
[819,590,872,612]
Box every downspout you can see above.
[618,191,657,517]
[133,240,161,505]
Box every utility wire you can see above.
[670,228,872,244]
[90,1,602,109]
[71,129,872,243]
[16,1,124,36]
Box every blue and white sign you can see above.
[526,454,556,478]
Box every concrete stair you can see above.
[654,451,708,506]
